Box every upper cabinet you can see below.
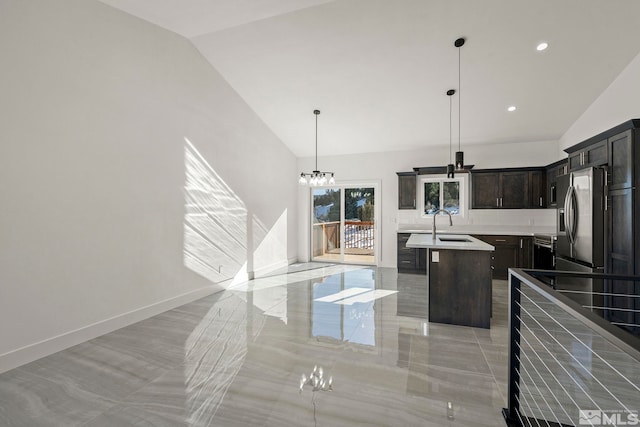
[397,172,417,209]
[567,139,608,171]
[608,129,633,190]
[471,168,545,209]
[529,169,546,208]
[500,170,529,209]
[471,171,501,208]
[545,159,568,208]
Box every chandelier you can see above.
[299,365,333,392]
[298,110,335,186]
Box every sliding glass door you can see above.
[311,185,377,265]
[311,188,342,262]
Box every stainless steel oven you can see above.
[533,234,555,270]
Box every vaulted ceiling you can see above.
[99,0,640,157]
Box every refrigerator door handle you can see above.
[567,185,578,244]
[563,185,571,242]
[564,185,576,244]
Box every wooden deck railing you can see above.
[312,221,374,256]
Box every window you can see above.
[420,176,466,218]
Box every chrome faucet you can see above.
[432,209,453,240]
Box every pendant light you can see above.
[298,110,335,186]
[447,89,456,178]
[454,37,465,171]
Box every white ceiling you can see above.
[100,0,640,158]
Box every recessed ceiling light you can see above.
[536,42,548,51]
[507,106,517,112]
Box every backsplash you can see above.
[397,208,556,233]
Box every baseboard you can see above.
[0,284,223,374]
[252,260,290,278]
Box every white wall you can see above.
[0,0,298,372]
[298,139,560,268]
[560,51,640,152]
[298,51,640,269]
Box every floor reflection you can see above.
[0,265,510,427]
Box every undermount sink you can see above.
[437,236,472,243]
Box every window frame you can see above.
[418,174,468,220]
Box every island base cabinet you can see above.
[428,249,492,328]
[473,235,532,279]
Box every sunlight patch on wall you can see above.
[252,210,288,277]
[224,211,290,323]
[183,138,247,286]
[229,261,249,288]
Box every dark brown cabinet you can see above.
[529,170,546,208]
[474,235,533,279]
[518,236,534,269]
[471,168,545,209]
[501,171,529,208]
[545,159,568,208]
[564,119,639,332]
[397,233,426,274]
[606,128,636,328]
[428,249,492,328]
[608,129,633,190]
[567,139,608,171]
[397,172,417,210]
[471,172,501,208]
[607,187,635,327]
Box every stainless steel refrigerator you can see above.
[556,167,605,310]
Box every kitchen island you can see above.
[406,234,495,328]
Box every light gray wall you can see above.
[560,50,640,152]
[0,0,298,371]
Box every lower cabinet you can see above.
[606,187,635,326]
[474,235,533,279]
[397,233,426,274]
[519,236,534,270]
[398,233,533,278]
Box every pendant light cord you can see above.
[458,44,461,152]
[449,95,453,164]
[299,109,332,185]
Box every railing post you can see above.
[321,223,326,256]
[504,273,522,426]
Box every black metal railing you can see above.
[344,220,374,251]
[504,269,640,427]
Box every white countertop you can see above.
[406,234,495,251]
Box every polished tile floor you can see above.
[0,265,509,426]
